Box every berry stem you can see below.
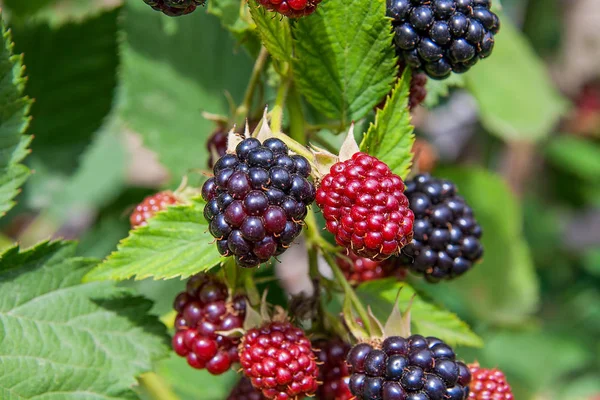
[237,46,269,123]
[138,372,180,400]
[270,73,291,134]
[242,268,261,307]
[287,83,306,145]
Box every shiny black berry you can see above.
[143,0,206,16]
[389,0,500,79]
[202,138,315,268]
[396,173,483,282]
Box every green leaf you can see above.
[424,73,465,108]
[292,0,396,125]
[248,0,292,62]
[434,167,539,325]
[121,2,253,181]
[0,16,32,218]
[357,279,483,348]
[12,8,120,174]
[3,0,59,17]
[85,199,225,282]
[545,135,600,182]
[465,14,568,142]
[0,241,169,399]
[209,0,253,34]
[360,68,415,179]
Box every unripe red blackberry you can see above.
[468,363,514,400]
[172,274,246,375]
[314,338,353,400]
[397,173,483,282]
[255,0,322,18]
[143,0,205,16]
[388,0,500,80]
[347,335,471,400]
[337,251,407,285]
[207,128,228,169]
[228,377,267,400]
[316,152,414,261]
[409,72,428,109]
[239,321,319,399]
[130,191,178,228]
[202,138,315,268]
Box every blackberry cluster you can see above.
[398,174,483,282]
[202,138,315,268]
[314,338,353,400]
[347,335,471,400]
[388,0,500,79]
[143,0,205,16]
[228,377,266,400]
[239,321,319,399]
[316,152,414,261]
[207,128,228,169]
[171,274,246,375]
[337,251,406,285]
[256,0,322,18]
[409,72,428,110]
[468,364,514,400]
[130,191,178,228]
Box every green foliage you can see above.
[3,0,58,18]
[465,14,568,142]
[85,199,224,282]
[545,135,600,182]
[12,8,120,174]
[0,17,32,217]
[424,73,465,108]
[248,1,292,62]
[434,167,539,325]
[0,241,169,399]
[120,2,253,181]
[360,68,415,179]
[292,0,396,125]
[357,279,483,348]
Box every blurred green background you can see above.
[0,0,598,399]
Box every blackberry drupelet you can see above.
[202,137,315,268]
[388,0,500,79]
[347,335,471,400]
[468,363,514,400]
[255,0,322,18]
[316,152,414,261]
[314,338,353,400]
[228,377,267,400]
[398,173,483,282]
[130,191,178,228]
[143,0,206,16]
[337,250,407,285]
[171,274,246,375]
[207,128,228,169]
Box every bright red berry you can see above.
[255,0,322,18]
[130,191,178,228]
[172,274,246,375]
[337,251,407,285]
[239,321,319,399]
[316,152,414,261]
[314,338,353,400]
[228,376,267,400]
[468,363,514,400]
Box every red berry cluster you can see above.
[239,321,319,399]
[172,274,246,375]
[256,0,322,18]
[228,377,267,400]
[130,191,178,228]
[337,251,392,285]
[314,338,353,400]
[468,364,514,400]
[316,152,414,261]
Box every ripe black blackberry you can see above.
[202,137,315,268]
[143,0,205,16]
[227,377,266,400]
[346,335,471,400]
[388,0,500,80]
[314,338,353,400]
[398,173,483,282]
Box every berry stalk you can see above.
[237,47,270,124]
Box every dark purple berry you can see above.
[262,138,288,155]
[401,366,425,391]
[387,0,411,19]
[236,138,261,160]
[410,6,435,31]
[386,355,409,380]
[247,147,274,168]
[347,343,373,373]
[424,374,446,400]
[364,377,384,399]
[365,350,387,376]
[383,336,409,355]
[382,381,407,400]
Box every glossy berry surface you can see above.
[207,128,228,169]
[347,335,471,400]
[143,0,205,16]
[130,191,178,228]
[171,274,246,375]
[314,338,353,400]
[337,250,406,285]
[316,152,414,261]
[468,364,514,400]
[388,0,500,79]
[239,321,319,399]
[397,173,483,282]
[228,377,267,400]
[202,138,315,268]
[256,0,322,18]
